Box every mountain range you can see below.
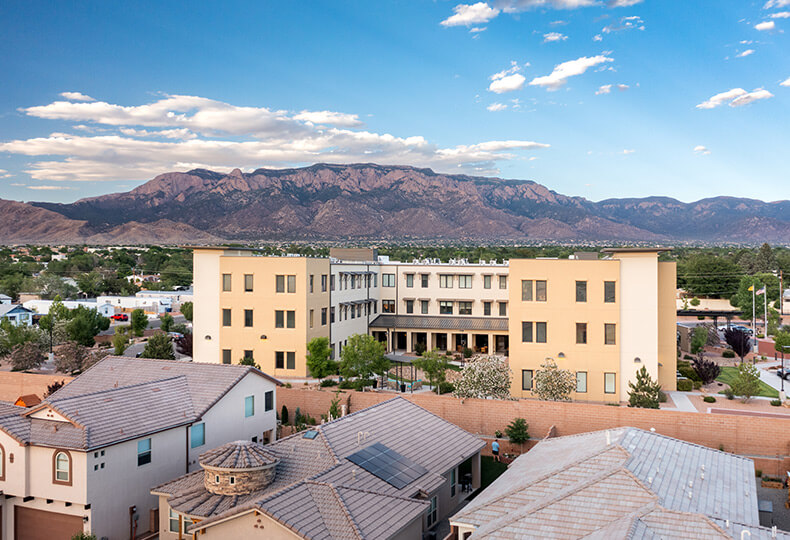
[2,163,789,244]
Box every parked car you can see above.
[168,332,184,339]
[110,313,128,321]
[776,368,790,380]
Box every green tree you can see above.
[306,337,336,380]
[533,358,576,401]
[239,356,260,369]
[49,295,72,322]
[141,332,175,360]
[774,331,790,358]
[505,418,529,452]
[55,341,102,375]
[181,301,193,322]
[160,313,174,333]
[112,326,130,355]
[730,274,781,321]
[729,362,761,403]
[678,255,741,299]
[9,341,45,372]
[281,404,289,424]
[66,306,110,347]
[339,334,389,380]
[77,271,103,297]
[754,243,778,273]
[627,366,662,409]
[724,328,752,364]
[0,319,46,357]
[327,396,341,421]
[412,349,450,393]
[690,326,708,355]
[130,309,148,337]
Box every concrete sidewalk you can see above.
[667,391,699,412]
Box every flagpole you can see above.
[765,285,768,337]
[752,285,757,353]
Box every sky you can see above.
[0,1,788,204]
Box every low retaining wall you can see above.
[277,387,790,476]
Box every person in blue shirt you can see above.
[492,438,500,462]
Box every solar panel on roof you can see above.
[346,442,428,489]
[302,430,319,439]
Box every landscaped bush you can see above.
[352,378,374,391]
[770,399,782,407]
[724,387,735,400]
[658,390,668,403]
[683,354,694,361]
[436,381,455,394]
[703,396,716,403]
[677,379,693,392]
[678,363,702,382]
[722,350,735,358]
[692,381,703,389]
[414,342,426,356]
[463,347,473,358]
[319,379,338,387]
[338,380,354,389]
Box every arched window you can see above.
[0,443,5,481]
[53,450,71,485]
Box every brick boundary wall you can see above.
[277,387,790,477]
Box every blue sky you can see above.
[0,0,788,204]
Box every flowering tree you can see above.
[533,359,576,401]
[453,355,512,400]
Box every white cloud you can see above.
[593,34,603,41]
[26,185,76,190]
[781,77,790,86]
[0,169,11,178]
[736,49,755,57]
[607,0,643,5]
[694,145,711,155]
[602,15,645,34]
[529,55,614,90]
[1,94,551,182]
[469,26,488,33]
[292,110,363,127]
[495,0,597,11]
[441,2,499,26]
[755,20,776,30]
[60,92,95,102]
[621,149,635,155]
[489,73,526,93]
[486,102,508,111]
[696,88,774,109]
[764,0,790,8]
[543,32,568,42]
[770,11,790,17]
[595,83,628,94]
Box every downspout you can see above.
[185,424,190,474]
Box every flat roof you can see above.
[600,247,673,253]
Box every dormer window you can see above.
[229,476,235,485]
[215,475,220,483]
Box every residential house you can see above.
[449,427,780,539]
[0,304,34,327]
[24,298,116,318]
[0,356,280,540]
[0,294,11,305]
[153,397,484,539]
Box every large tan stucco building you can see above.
[192,247,676,402]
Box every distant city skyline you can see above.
[0,1,788,203]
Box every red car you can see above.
[111,313,129,321]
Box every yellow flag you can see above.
[748,285,754,292]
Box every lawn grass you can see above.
[715,366,779,399]
[476,456,507,493]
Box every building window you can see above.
[576,372,587,393]
[169,509,180,533]
[287,352,295,370]
[605,323,616,345]
[536,280,547,302]
[287,311,295,328]
[222,349,231,364]
[421,300,429,314]
[406,300,414,314]
[276,275,285,293]
[321,308,327,326]
[536,322,547,343]
[604,373,616,394]
[330,274,336,291]
[427,496,438,528]
[483,275,492,289]
[275,351,284,369]
[576,323,587,344]
[222,274,232,292]
[458,301,472,315]
[439,274,453,288]
[382,300,395,313]
[439,301,453,315]
[275,311,284,328]
[229,476,235,485]
[450,468,457,497]
[265,391,274,412]
[406,274,414,288]
[276,310,296,328]
[458,275,472,289]
[244,309,253,327]
[137,438,151,466]
[330,307,335,323]
[521,280,533,301]
[222,309,231,327]
[604,281,616,303]
[522,370,533,391]
[309,275,314,293]
[521,322,533,343]
[576,281,587,302]
[421,274,429,288]
[483,301,491,316]
[498,302,507,316]
[321,274,328,292]
[191,423,205,448]
[287,275,296,293]
[499,275,507,289]
[53,450,71,484]
[309,309,314,328]
[383,274,396,287]
[244,274,254,292]
[245,395,255,417]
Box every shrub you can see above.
[284,382,292,388]
[692,356,721,384]
[294,407,301,425]
[658,390,668,403]
[756,469,763,477]
[327,396,341,420]
[352,378,374,391]
[722,350,735,358]
[677,379,693,392]
[319,379,338,387]
[463,347,473,359]
[770,399,782,407]
[505,418,529,446]
[703,396,716,403]
[534,359,576,402]
[338,380,354,389]
[628,366,662,409]
[436,381,455,394]
[723,387,735,400]
[683,354,694,361]
[281,405,289,425]
[678,364,702,382]
[692,381,702,390]
[414,341,426,356]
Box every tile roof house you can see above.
[153,397,485,539]
[0,303,34,326]
[450,427,787,540]
[0,356,280,540]
[13,393,42,408]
